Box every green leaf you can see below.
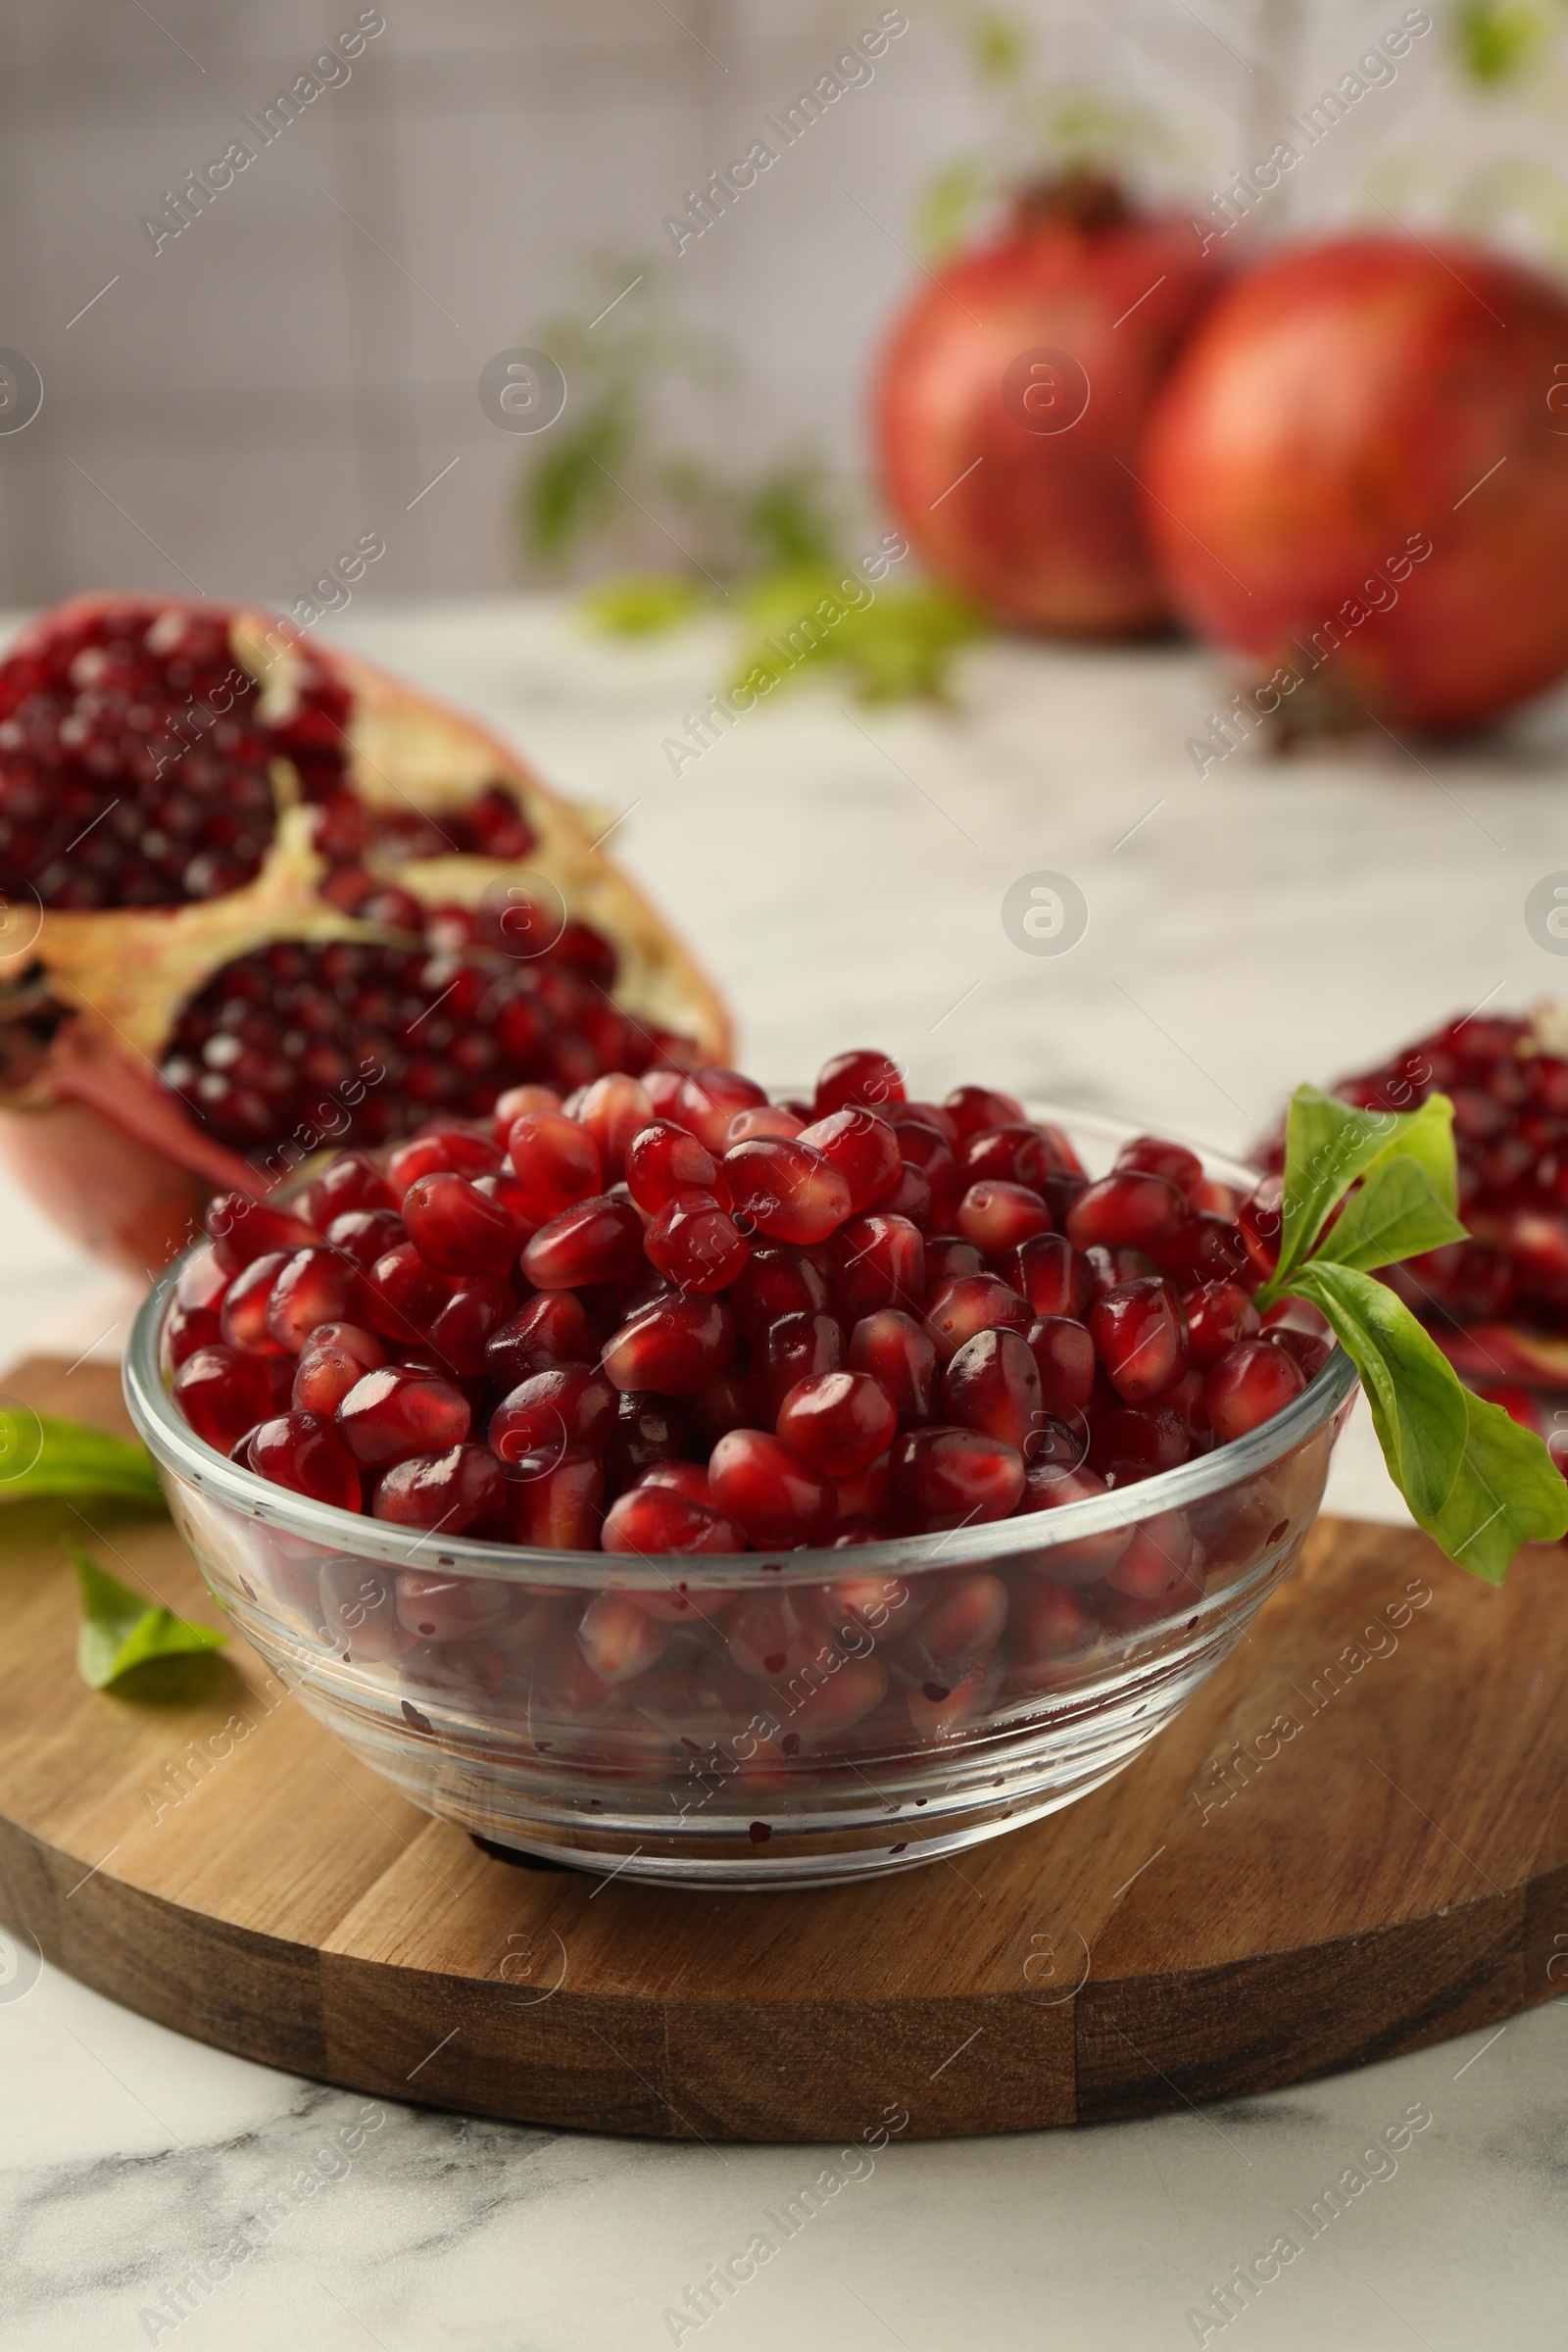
[578,572,709,637]
[1314,1152,1468,1275]
[1289,1262,1468,1521]
[1270,1086,1458,1291]
[0,1410,166,1510]
[1286,1263,1568,1575]
[71,1545,226,1690]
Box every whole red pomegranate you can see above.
[1141,233,1568,731]
[873,175,1227,634]
[0,595,727,1272]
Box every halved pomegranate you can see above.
[0,594,728,1270]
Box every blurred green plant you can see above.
[514,257,987,703]
[1452,0,1565,81]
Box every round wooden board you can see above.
[2,1356,1564,2143]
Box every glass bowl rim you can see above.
[123,1099,1357,1592]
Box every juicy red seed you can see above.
[625,1118,724,1213]
[1162,1212,1251,1289]
[924,1272,1031,1361]
[1090,1402,1190,1483]
[943,1085,1025,1140]
[1203,1337,1305,1441]
[219,1251,291,1356]
[848,1307,938,1428]
[813,1049,906,1117]
[293,1328,388,1414]
[509,1451,606,1549]
[892,1122,963,1225]
[485,1290,597,1385]
[726,1243,829,1337]
[325,1208,407,1267]
[1010,1580,1098,1670]
[577,1591,670,1683]
[956,1180,1052,1254]
[1265,1326,1334,1381]
[248,1410,362,1510]
[1026,1315,1097,1415]
[372,1444,506,1534]
[1087,1244,1158,1296]
[888,1426,1025,1530]
[426,1277,516,1377]
[492,1083,562,1141]
[264,1246,366,1354]
[387,1128,502,1192]
[362,1241,457,1345]
[924,1236,984,1291]
[754,1308,845,1423]
[723,1137,854,1245]
[1067,1172,1191,1258]
[490,1365,616,1465]
[900,1572,1008,1676]
[162,1302,220,1370]
[172,1345,271,1453]
[504,1111,603,1227]
[795,1107,902,1212]
[335,1364,472,1466]
[520,1194,646,1289]
[401,1172,519,1276]
[1185,1279,1261,1368]
[675,1066,770,1152]
[1238,1179,1284,1277]
[637,1459,714,1504]
[1115,1134,1204,1194]
[832,1211,926,1324]
[942,1328,1044,1455]
[576,1074,655,1180]
[1006,1231,1093,1318]
[206,1197,317,1276]
[775,1370,898,1476]
[601,1293,736,1395]
[605,1392,694,1492]
[308,1152,395,1226]
[727,1105,805,1145]
[1105,1508,1198,1602]
[959,1125,1058,1191]
[877,1162,933,1229]
[1090,1277,1187,1403]
[643,1194,750,1295]
[689,1367,760,1446]
[601,1485,743,1555]
[708,1429,837,1548]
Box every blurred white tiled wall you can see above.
[0,0,1550,607]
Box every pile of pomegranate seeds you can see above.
[1275,1009,1568,1332]
[170,1051,1327,1566]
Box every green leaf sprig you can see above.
[1259,1086,1568,1582]
[71,1545,225,1690]
[0,1408,167,1510]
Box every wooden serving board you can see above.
[2,1356,1565,2142]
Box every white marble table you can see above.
[4,598,1567,2349]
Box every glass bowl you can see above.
[123,1107,1358,1887]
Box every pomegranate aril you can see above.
[508,1450,605,1549]
[1105,1508,1199,1602]
[248,1410,362,1510]
[172,1344,272,1453]
[724,1137,854,1245]
[848,1308,939,1428]
[1019,1462,1134,1582]
[944,1084,1025,1140]
[492,1083,562,1141]
[601,1484,743,1554]
[924,1272,1031,1361]
[891,1121,962,1225]
[688,1366,760,1446]
[387,1128,502,1192]
[889,1426,1025,1530]
[727,1243,828,1338]
[175,1248,228,1312]
[724,1590,831,1680]
[1090,1402,1189,1484]
[576,1073,654,1180]
[1008,1581,1099,1680]
[833,1449,892,1521]
[1114,1134,1204,1195]
[1184,1279,1261,1368]
[335,1364,471,1466]
[795,1107,901,1212]
[503,1111,603,1227]
[490,1365,616,1465]
[1026,1314,1097,1416]
[923,1236,984,1291]
[294,1324,388,1414]
[958,1124,1058,1192]
[325,1208,407,1267]
[374,1445,507,1536]
[426,1275,516,1377]
[897,1572,1007,1684]
[727,1105,805,1145]
[956,1179,1052,1254]
[1091,1276,1187,1403]
[831,1211,925,1323]
[1265,1326,1333,1381]
[604,1392,694,1492]
[644,1193,750,1293]
[308,1152,394,1226]
[362,1241,457,1345]
[401,1172,519,1276]
[1067,1172,1191,1259]
[1238,1177,1284,1278]
[1204,1337,1305,1441]
[1086,1243,1158,1296]
[219,1250,290,1356]
[709,1429,836,1548]
[265,1246,366,1353]
[636,1459,714,1505]
[484,1290,596,1385]
[162,1301,220,1370]
[775,1370,898,1476]
[577,1592,669,1683]
[676,1065,769,1152]
[942,1327,1043,1455]
[521,1194,645,1289]
[624,1118,723,1213]
[601,1293,736,1395]
[206,1196,317,1276]
[754,1308,844,1423]
[813,1049,906,1116]
[877,1160,934,1229]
